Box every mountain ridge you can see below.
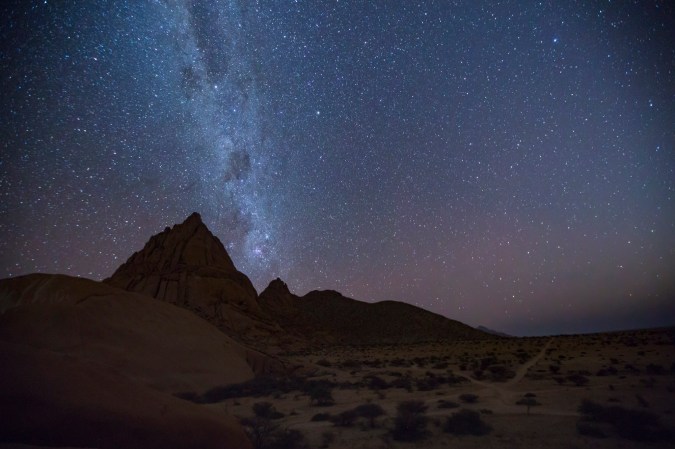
[105,213,495,349]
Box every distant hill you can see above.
[477,325,512,338]
[259,278,494,345]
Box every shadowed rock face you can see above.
[105,213,288,350]
[0,273,253,449]
[105,212,257,310]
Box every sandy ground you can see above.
[209,328,675,448]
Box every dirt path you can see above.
[506,338,552,386]
[463,338,551,389]
[458,339,571,415]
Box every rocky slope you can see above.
[0,273,253,449]
[104,213,297,350]
[259,278,493,345]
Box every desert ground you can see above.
[191,327,675,448]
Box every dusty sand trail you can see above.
[460,339,576,416]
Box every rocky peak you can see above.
[108,213,237,279]
[102,213,280,348]
[261,278,292,298]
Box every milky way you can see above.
[1,1,673,335]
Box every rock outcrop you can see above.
[259,281,494,345]
[105,213,290,351]
[0,273,254,448]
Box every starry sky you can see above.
[1,1,674,336]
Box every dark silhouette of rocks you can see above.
[260,280,492,345]
[104,213,292,351]
[0,273,254,449]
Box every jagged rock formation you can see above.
[260,279,493,345]
[0,273,253,449]
[105,213,294,351]
[106,214,492,349]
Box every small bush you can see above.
[576,421,608,438]
[459,393,479,403]
[320,431,335,448]
[253,402,284,420]
[443,409,491,436]
[567,373,589,386]
[365,375,390,390]
[354,403,386,427]
[516,394,541,415]
[331,409,358,427]
[316,359,332,367]
[308,383,335,406]
[416,376,440,391]
[174,391,200,402]
[437,399,460,409]
[391,400,428,441]
[271,428,308,449]
[390,376,412,391]
[577,399,670,442]
[311,413,332,422]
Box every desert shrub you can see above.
[577,399,670,442]
[437,399,460,409]
[549,364,560,374]
[459,393,479,403]
[244,417,278,449]
[515,396,541,414]
[636,394,650,408]
[576,421,608,438]
[479,356,498,369]
[331,409,358,427]
[340,359,361,369]
[201,376,317,403]
[413,357,428,367]
[355,403,386,427]
[443,409,491,436]
[416,375,440,391]
[270,428,308,449]
[486,364,515,382]
[596,366,618,376]
[433,361,449,369]
[390,358,411,367]
[308,383,335,406]
[646,363,665,375]
[174,391,200,402]
[320,431,335,448]
[390,376,412,391]
[316,359,332,367]
[391,400,428,441]
[253,402,284,420]
[365,375,390,390]
[446,373,468,385]
[567,373,589,386]
[311,413,332,422]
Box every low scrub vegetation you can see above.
[443,409,491,436]
[577,399,671,442]
[391,400,429,441]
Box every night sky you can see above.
[2,1,674,336]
